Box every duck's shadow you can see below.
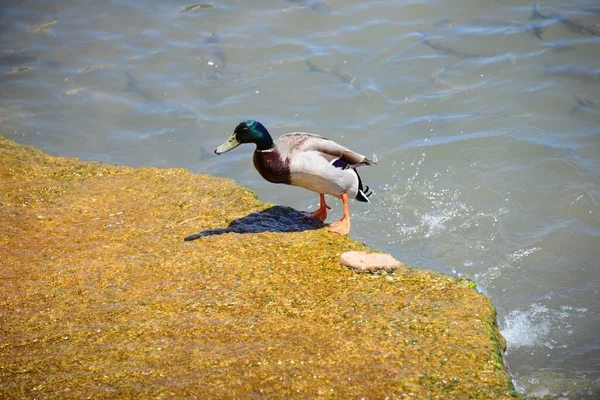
[184,205,325,241]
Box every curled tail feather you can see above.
[354,169,373,203]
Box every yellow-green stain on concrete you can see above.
[0,137,521,398]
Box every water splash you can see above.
[377,151,505,249]
[501,303,588,352]
[474,246,542,286]
[502,304,553,350]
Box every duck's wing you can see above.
[277,133,377,168]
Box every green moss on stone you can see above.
[0,136,521,398]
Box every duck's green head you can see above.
[214,120,274,154]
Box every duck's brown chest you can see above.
[253,150,291,184]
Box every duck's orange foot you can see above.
[329,217,350,235]
[302,194,331,223]
[302,207,329,222]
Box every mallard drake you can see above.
[214,120,376,235]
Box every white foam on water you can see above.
[501,303,589,353]
[502,304,552,350]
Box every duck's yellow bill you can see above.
[214,133,240,155]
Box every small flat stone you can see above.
[340,251,405,273]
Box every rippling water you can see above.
[2,0,599,398]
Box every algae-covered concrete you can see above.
[0,137,520,398]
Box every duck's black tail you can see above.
[354,168,373,203]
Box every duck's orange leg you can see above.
[302,193,331,222]
[329,193,350,235]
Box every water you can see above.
[2,0,599,397]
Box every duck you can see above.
[214,120,376,235]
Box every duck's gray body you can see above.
[253,133,373,202]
